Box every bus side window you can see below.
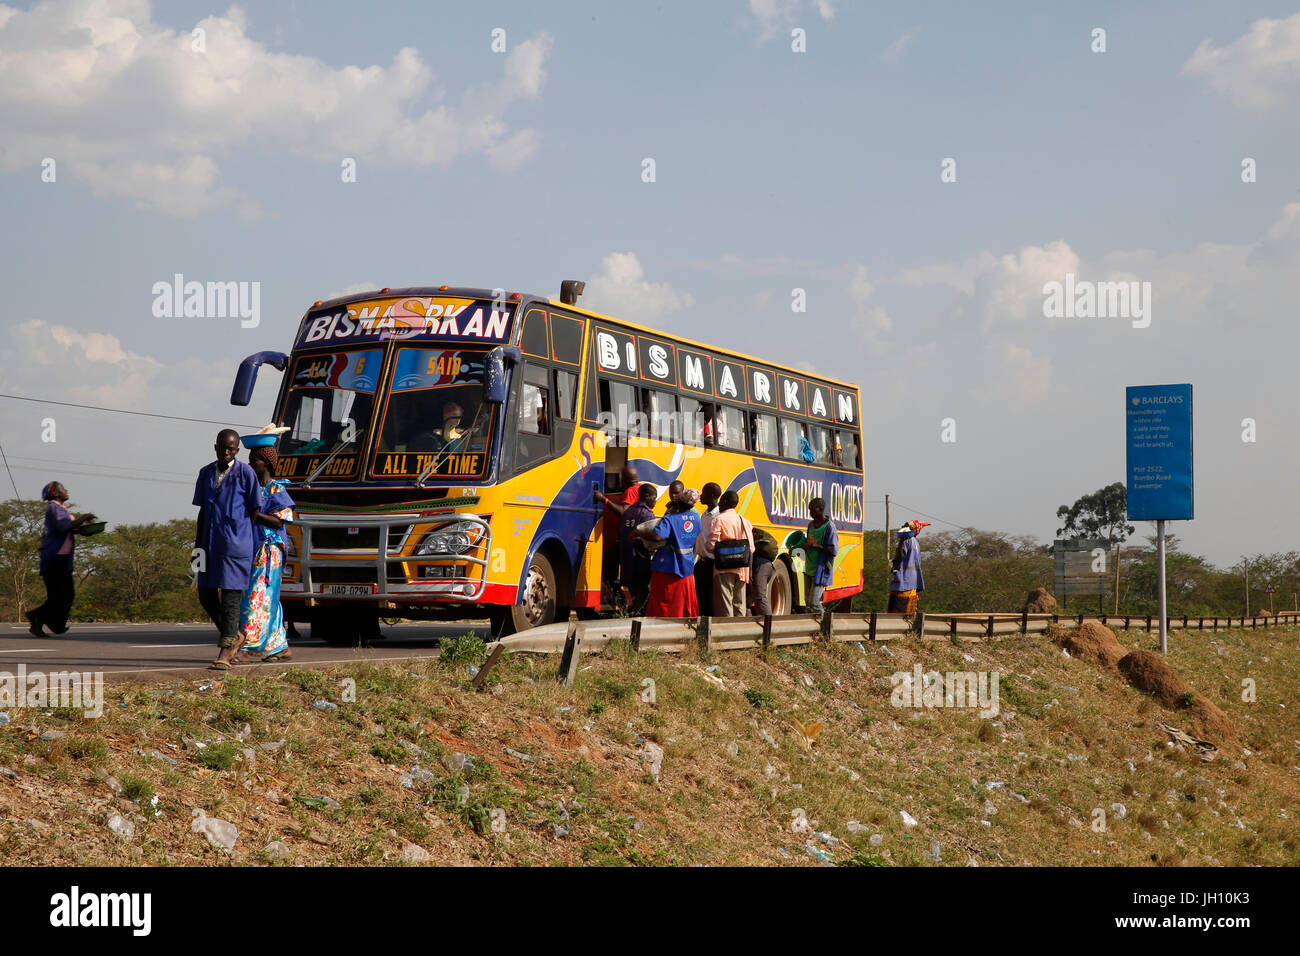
[752,413,779,456]
[835,428,860,470]
[678,396,704,446]
[779,418,807,460]
[808,424,833,464]
[516,363,553,469]
[644,388,677,441]
[716,404,747,450]
[556,370,578,421]
[598,378,638,445]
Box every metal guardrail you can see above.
[480,609,1300,685]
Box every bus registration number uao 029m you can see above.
[322,585,372,596]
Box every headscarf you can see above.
[248,444,278,471]
[40,481,57,501]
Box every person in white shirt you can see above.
[693,482,721,616]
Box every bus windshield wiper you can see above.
[416,406,485,488]
[303,437,355,487]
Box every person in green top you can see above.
[802,497,839,614]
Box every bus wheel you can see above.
[313,608,361,646]
[768,561,793,616]
[512,553,557,632]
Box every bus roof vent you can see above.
[560,279,585,305]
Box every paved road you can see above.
[0,621,488,682]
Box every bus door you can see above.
[596,377,640,602]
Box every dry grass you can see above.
[0,624,1296,866]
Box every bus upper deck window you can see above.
[522,310,549,359]
[550,314,583,365]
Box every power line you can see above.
[0,443,19,498]
[7,462,193,488]
[886,499,975,533]
[9,454,195,480]
[0,393,261,429]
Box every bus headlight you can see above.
[416,519,482,556]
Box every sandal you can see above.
[208,659,233,671]
[26,611,47,638]
[262,649,293,662]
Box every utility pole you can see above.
[1113,542,1121,615]
[1243,557,1250,617]
[1157,520,1167,653]
[884,494,891,562]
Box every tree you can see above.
[1055,482,1134,545]
[0,499,46,619]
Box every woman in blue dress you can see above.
[233,441,295,663]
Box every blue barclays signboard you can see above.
[1126,384,1193,521]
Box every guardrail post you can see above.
[1198,617,1204,631]
[473,644,506,693]
[1020,609,1028,634]
[1146,615,1152,631]
[950,617,957,639]
[1124,616,1130,630]
[914,611,925,639]
[1077,613,1084,627]
[697,616,712,655]
[761,615,773,657]
[820,608,834,641]
[1182,615,1188,629]
[1100,614,1107,627]
[557,621,583,687]
[986,614,994,639]
[630,618,642,652]
[868,611,877,643]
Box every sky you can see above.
[1,0,1298,566]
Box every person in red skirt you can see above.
[639,481,701,617]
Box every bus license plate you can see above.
[323,585,371,596]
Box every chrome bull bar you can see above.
[288,512,491,602]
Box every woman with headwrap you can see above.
[232,437,296,662]
[28,481,96,637]
[887,520,930,614]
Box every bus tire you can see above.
[768,560,793,616]
[510,552,558,632]
[313,608,361,646]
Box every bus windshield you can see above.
[279,348,381,468]
[372,347,493,480]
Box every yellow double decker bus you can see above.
[231,281,864,643]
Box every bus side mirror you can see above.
[484,346,520,404]
[231,351,288,406]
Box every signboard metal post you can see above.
[1126,384,1194,654]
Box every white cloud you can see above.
[582,252,693,324]
[1182,12,1300,109]
[847,265,892,348]
[747,0,834,43]
[0,1,554,215]
[322,282,379,301]
[882,26,920,62]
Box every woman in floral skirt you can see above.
[234,439,295,663]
